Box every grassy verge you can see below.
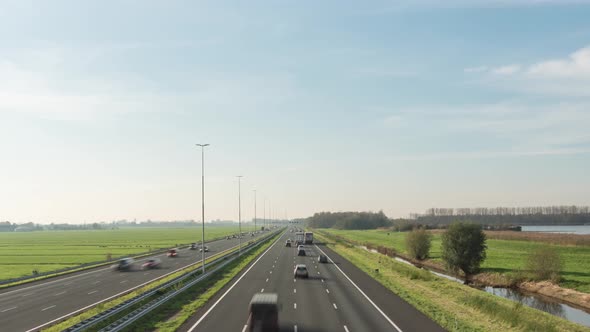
[316,232,590,332]
[134,232,281,332]
[0,226,243,281]
[41,238,256,332]
[321,228,590,293]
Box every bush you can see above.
[526,246,563,282]
[405,228,432,260]
[441,222,487,283]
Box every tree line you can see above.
[305,211,391,230]
[411,205,590,226]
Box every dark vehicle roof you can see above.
[250,293,278,309]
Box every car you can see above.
[247,293,279,332]
[199,246,209,252]
[141,258,161,270]
[318,254,328,263]
[190,243,198,250]
[112,257,134,271]
[294,264,309,278]
[297,247,305,256]
[167,249,178,257]
[226,236,231,240]
[285,239,292,247]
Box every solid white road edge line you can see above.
[315,244,403,332]
[23,238,261,332]
[187,233,283,332]
[2,235,255,298]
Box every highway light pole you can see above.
[263,198,266,231]
[237,175,243,256]
[196,143,209,273]
[253,189,257,233]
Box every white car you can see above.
[294,264,309,278]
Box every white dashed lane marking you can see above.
[88,290,98,295]
[333,303,338,310]
[1,307,17,313]
[41,305,56,311]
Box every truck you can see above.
[294,232,304,245]
[304,232,313,244]
[248,293,279,332]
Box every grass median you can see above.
[133,232,281,332]
[316,232,590,332]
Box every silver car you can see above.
[294,264,309,278]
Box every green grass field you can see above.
[320,228,590,293]
[0,226,244,281]
[316,232,590,332]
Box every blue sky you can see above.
[1,0,590,223]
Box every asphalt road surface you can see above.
[0,231,271,332]
[181,229,445,332]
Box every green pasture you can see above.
[0,226,241,280]
[320,228,590,293]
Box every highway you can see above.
[181,229,445,332]
[0,231,270,332]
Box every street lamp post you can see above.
[237,176,243,256]
[253,190,257,233]
[196,143,209,274]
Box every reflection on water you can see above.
[521,225,590,235]
[485,287,590,327]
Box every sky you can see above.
[1,0,590,223]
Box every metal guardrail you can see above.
[0,234,234,287]
[62,230,282,332]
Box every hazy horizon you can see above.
[1,1,589,223]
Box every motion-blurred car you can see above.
[167,249,178,257]
[297,247,305,256]
[248,293,279,332]
[285,239,292,247]
[318,254,328,263]
[141,258,161,270]
[199,246,209,252]
[190,243,198,250]
[294,264,309,278]
[112,257,134,271]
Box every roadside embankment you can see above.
[315,231,590,332]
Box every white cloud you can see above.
[491,64,521,75]
[391,147,590,161]
[527,46,590,78]
[464,66,488,73]
[466,45,590,96]
[385,101,590,160]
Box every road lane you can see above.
[182,229,443,332]
[0,231,272,332]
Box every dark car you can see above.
[141,258,161,270]
[297,247,305,256]
[199,246,209,252]
[248,293,279,332]
[190,243,198,250]
[285,239,292,247]
[318,254,328,263]
[112,257,134,271]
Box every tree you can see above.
[526,246,563,282]
[405,227,432,260]
[441,222,487,283]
